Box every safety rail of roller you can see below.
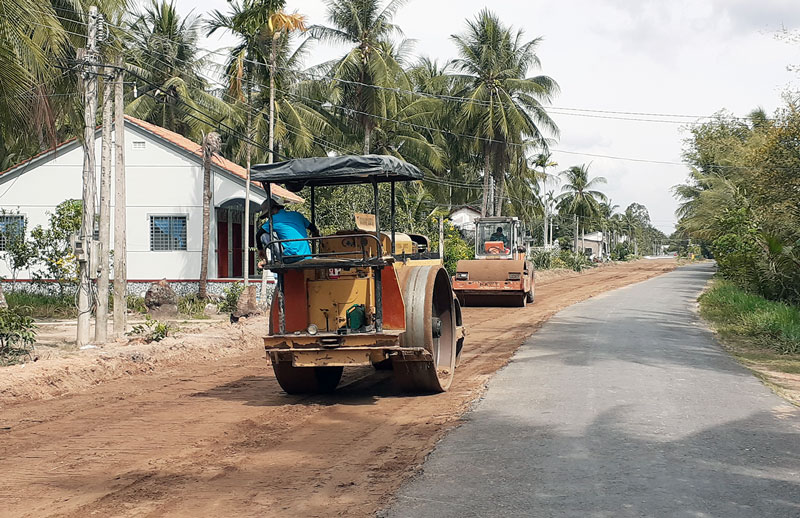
[262,233,387,271]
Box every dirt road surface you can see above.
[0,260,676,518]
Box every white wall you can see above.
[0,122,265,281]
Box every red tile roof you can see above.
[0,116,304,204]
[124,116,303,203]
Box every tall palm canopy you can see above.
[310,0,411,154]
[126,0,234,141]
[558,164,607,219]
[558,164,607,251]
[450,9,559,216]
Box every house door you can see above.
[216,206,257,279]
[217,219,228,278]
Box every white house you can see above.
[0,116,302,294]
[448,206,481,233]
[580,231,607,258]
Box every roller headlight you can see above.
[307,324,318,335]
[455,272,469,280]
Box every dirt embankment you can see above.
[0,260,676,518]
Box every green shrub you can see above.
[611,243,633,261]
[699,280,800,354]
[178,295,208,319]
[0,307,37,365]
[551,256,568,269]
[126,295,147,314]
[531,249,561,270]
[559,250,591,272]
[442,234,474,275]
[220,282,245,313]
[127,315,175,343]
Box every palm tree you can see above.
[309,0,410,154]
[450,9,559,216]
[0,1,126,165]
[126,0,235,141]
[532,151,558,245]
[557,164,607,253]
[207,1,308,284]
[0,2,65,162]
[266,10,307,163]
[596,200,619,257]
[199,131,221,299]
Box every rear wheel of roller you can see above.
[272,361,343,394]
[394,266,457,393]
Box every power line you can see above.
[29,7,761,125]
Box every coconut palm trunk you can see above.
[268,33,277,164]
[481,150,490,216]
[199,132,220,299]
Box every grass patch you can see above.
[4,292,211,321]
[5,292,76,319]
[699,279,800,356]
[178,295,209,320]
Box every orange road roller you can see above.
[250,155,465,394]
[452,216,535,307]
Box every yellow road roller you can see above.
[250,155,465,394]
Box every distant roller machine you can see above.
[452,216,535,307]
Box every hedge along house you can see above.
[0,116,302,295]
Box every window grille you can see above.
[0,215,25,251]
[150,216,187,251]
[132,141,146,149]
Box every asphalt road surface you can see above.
[384,263,800,518]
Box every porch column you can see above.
[227,208,234,278]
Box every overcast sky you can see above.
[176,0,800,233]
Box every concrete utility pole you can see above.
[95,64,113,343]
[76,6,99,347]
[112,56,127,337]
[543,199,549,247]
[243,84,252,286]
[574,215,579,253]
[438,216,444,258]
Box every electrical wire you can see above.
[27,6,764,124]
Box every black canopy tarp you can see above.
[250,155,423,191]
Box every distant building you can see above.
[448,206,481,233]
[0,116,302,294]
[580,231,607,258]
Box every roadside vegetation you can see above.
[674,101,800,305]
[699,280,800,403]
[3,292,217,321]
[676,97,800,399]
[700,280,800,355]
[0,306,37,365]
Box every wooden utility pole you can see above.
[95,65,113,343]
[112,56,127,337]
[76,6,98,347]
